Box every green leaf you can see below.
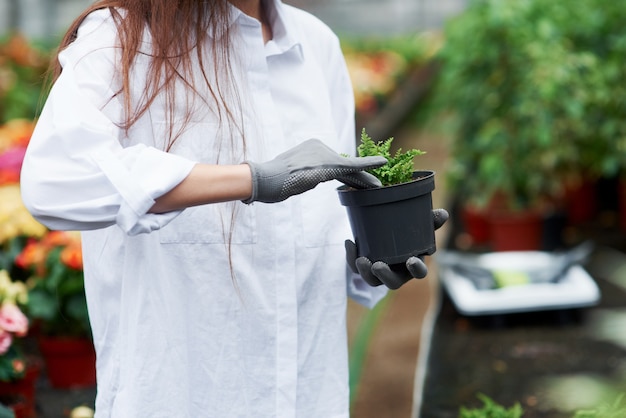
[27,288,59,321]
[356,128,425,186]
[459,393,524,418]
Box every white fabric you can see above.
[20,2,387,417]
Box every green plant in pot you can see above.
[14,231,96,388]
[563,0,626,230]
[425,0,601,251]
[15,231,90,338]
[338,129,442,289]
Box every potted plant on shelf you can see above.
[0,120,46,417]
[337,128,435,268]
[15,231,96,389]
[341,32,442,138]
[564,0,626,231]
[426,0,601,251]
[0,117,95,390]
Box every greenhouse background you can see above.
[1,1,469,417]
[1,0,467,38]
[4,0,626,417]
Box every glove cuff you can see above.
[241,162,258,204]
[241,158,288,203]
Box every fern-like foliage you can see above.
[459,393,524,418]
[357,128,425,186]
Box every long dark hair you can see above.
[52,0,243,152]
[51,0,247,289]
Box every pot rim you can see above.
[337,170,435,207]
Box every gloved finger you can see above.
[433,208,449,230]
[344,240,359,274]
[245,139,388,203]
[304,139,386,174]
[333,153,388,171]
[337,171,382,189]
[371,261,412,290]
[406,256,428,279]
[355,257,384,287]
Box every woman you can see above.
[21,0,445,416]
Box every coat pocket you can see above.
[160,202,256,244]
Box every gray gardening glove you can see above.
[243,139,387,204]
[346,208,449,289]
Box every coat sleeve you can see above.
[20,10,196,235]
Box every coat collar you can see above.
[227,0,304,60]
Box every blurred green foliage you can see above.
[341,32,440,66]
[574,394,626,418]
[0,34,51,123]
[425,0,626,210]
[341,32,441,117]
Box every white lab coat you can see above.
[20,2,387,417]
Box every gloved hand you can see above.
[243,139,387,204]
[345,208,449,289]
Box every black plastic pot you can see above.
[337,170,436,266]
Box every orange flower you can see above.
[0,170,19,184]
[42,230,73,248]
[1,34,45,67]
[0,119,34,152]
[16,231,84,274]
[61,244,83,270]
[14,240,46,270]
[11,359,24,374]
